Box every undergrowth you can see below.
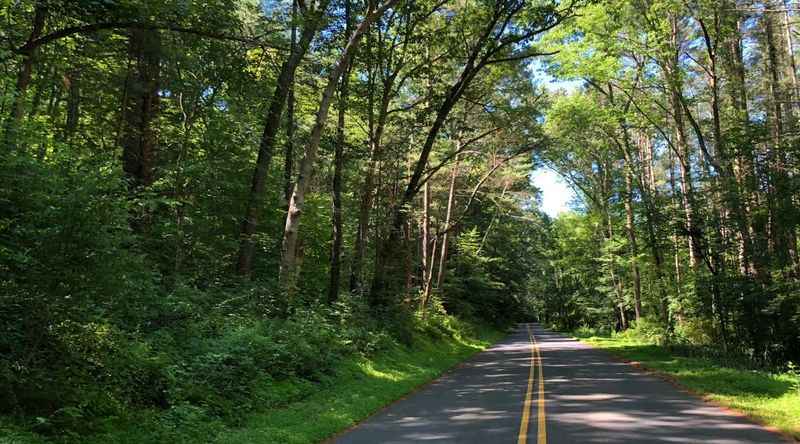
[0,291,502,444]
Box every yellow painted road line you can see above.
[532,326,547,444]
[517,325,536,444]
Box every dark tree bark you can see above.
[4,2,47,149]
[328,0,352,304]
[64,69,80,138]
[121,28,161,192]
[280,0,400,289]
[283,0,298,204]
[236,3,330,276]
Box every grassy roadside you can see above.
[0,322,503,444]
[570,330,800,440]
[214,326,503,444]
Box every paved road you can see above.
[332,323,789,444]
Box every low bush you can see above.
[617,317,669,345]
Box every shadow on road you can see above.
[334,325,788,444]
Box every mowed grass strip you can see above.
[214,328,503,444]
[572,332,800,440]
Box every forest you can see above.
[1,0,799,442]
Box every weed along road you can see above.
[332,324,788,444]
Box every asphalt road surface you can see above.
[332,323,789,444]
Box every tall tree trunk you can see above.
[783,0,799,115]
[4,2,47,150]
[664,14,701,269]
[421,180,431,293]
[283,0,298,204]
[236,4,329,276]
[606,206,627,330]
[624,158,642,321]
[421,237,437,313]
[724,8,765,279]
[636,132,668,323]
[349,48,377,293]
[64,69,80,139]
[669,149,683,294]
[280,0,399,289]
[404,219,414,300]
[121,28,161,193]
[763,4,798,274]
[436,154,459,288]
[328,0,352,304]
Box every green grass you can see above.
[213,326,503,444]
[0,324,502,444]
[1,321,502,444]
[571,330,800,440]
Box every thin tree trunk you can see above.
[421,237,437,313]
[624,161,642,321]
[669,150,683,289]
[436,154,459,288]
[404,219,414,300]
[283,0,298,204]
[607,208,627,330]
[236,4,329,276]
[637,132,668,323]
[280,0,399,289]
[421,180,431,294]
[4,2,47,149]
[328,0,352,304]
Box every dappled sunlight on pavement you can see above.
[333,324,788,444]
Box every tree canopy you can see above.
[1,0,799,441]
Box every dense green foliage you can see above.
[3,0,800,442]
[0,0,568,441]
[530,0,800,369]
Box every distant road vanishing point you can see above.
[332,324,789,444]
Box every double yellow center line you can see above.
[518,324,546,444]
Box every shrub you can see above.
[619,317,668,345]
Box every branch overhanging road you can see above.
[332,323,789,444]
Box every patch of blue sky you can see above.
[530,168,577,218]
[527,59,585,93]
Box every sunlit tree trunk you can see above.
[436,154,459,288]
[236,3,329,276]
[283,0,298,204]
[328,0,352,304]
[280,0,400,289]
[623,155,642,321]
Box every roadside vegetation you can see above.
[533,1,800,437]
[4,0,800,443]
[533,0,800,377]
[570,326,800,440]
[1,311,500,444]
[1,1,558,442]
